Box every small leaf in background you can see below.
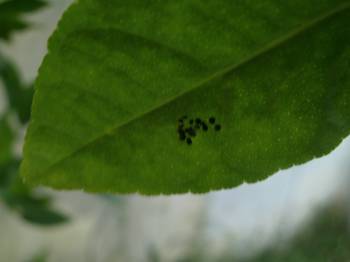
[0,0,47,40]
[0,55,34,123]
[0,155,68,227]
[27,251,48,262]
[3,189,69,226]
[2,170,69,226]
[0,159,18,190]
[0,116,13,167]
[21,0,350,194]
[247,207,350,262]
[20,205,68,226]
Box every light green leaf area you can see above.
[21,0,350,194]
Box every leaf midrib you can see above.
[34,2,350,177]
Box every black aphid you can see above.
[186,138,192,145]
[179,132,186,140]
[202,123,208,131]
[209,117,216,124]
[214,124,221,131]
[185,127,192,133]
[177,115,222,144]
[186,127,196,137]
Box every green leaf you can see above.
[0,55,34,123]
[2,175,68,226]
[27,251,48,262]
[20,205,68,226]
[0,0,47,40]
[21,0,350,194]
[0,116,13,167]
[0,160,68,226]
[0,159,18,190]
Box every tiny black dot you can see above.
[202,123,208,131]
[209,117,216,124]
[186,138,192,145]
[189,119,194,125]
[214,124,221,131]
[195,118,202,124]
[182,115,188,119]
[178,119,184,124]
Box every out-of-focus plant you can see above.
[0,0,68,226]
[0,0,46,40]
[246,205,350,262]
[179,203,350,262]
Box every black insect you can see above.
[186,127,196,137]
[202,123,208,131]
[179,130,186,140]
[214,124,221,131]
[177,115,222,145]
[186,138,192,145]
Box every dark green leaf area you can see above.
[0,55,34,123]
[3,187,68,226]
[0,0,46,13]
[0,0,47,40]
[0,117,14,167]
[21,1,350,194]
[20,205,68,226]
[0,160,17,190]
[1,161,68,226]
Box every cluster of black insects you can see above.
[177,115,221,145]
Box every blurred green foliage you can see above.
[247,206,350,262]
[0,55,34,123]
[182,205,350,262]
[0,0,68,226]
[0,115,13,166]
[0,0,46,40]
[26,250,48,262]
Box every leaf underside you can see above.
[21,0,350,194]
